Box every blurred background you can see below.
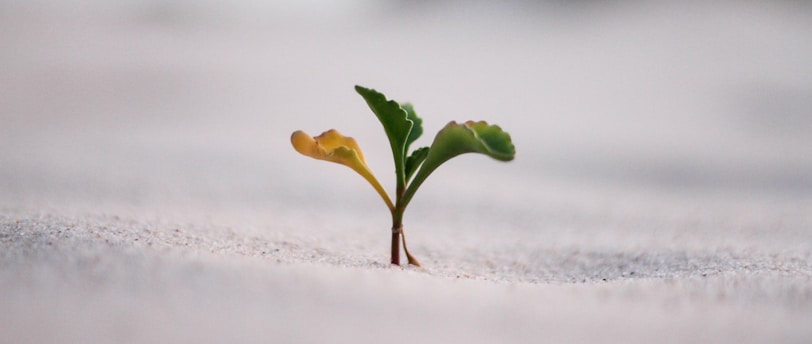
[4,5,812,342]
[1,0,811,218]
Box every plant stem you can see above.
[391,155,419,266]
[390,203,404,265]
[390,224,401,265]
[391,206,420,266]
[391,177,406,266]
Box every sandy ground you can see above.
[2,1,812,343]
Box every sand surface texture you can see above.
[2,2,811,343]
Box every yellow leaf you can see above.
[291,129,394,211]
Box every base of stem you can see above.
[390,231,400,265]
[390,225,420,267]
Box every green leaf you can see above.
[401,121,515,207]
[355,86,415,188]
[401,103,423,152]
[404,146,429,183]
[401,103,426,183]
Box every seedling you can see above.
[291,85,515,266]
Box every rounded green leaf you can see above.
[401,121,515,207]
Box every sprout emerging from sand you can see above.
[291,85,515,266]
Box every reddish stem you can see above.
[390,229,401,265]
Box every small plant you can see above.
[291,85,515,266]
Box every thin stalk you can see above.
[401,229,420,266]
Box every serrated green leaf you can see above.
[401,121,515,207]
[355,86,414,187]
[401,103,423,152]
[404,146,429,183]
